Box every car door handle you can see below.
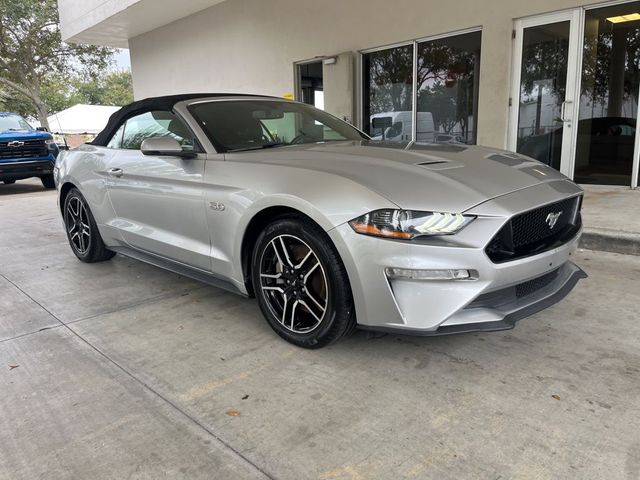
[107,168,124,177]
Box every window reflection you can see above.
[516,21,570,170]
[575,3,640,185]
[417,31,481,144]
[362,45,414,142]
[362,32,481,145]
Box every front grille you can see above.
[0,139,48,160]
[515,268,559,298]
[485,196,582,263]
[467,267,562,310]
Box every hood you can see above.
[0,130,52,141]
[228,141,570,212]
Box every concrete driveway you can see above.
[1,179,639,480]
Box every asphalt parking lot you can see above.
[1,179,639,480]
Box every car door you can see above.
[104,110,211,270]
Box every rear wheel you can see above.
[41,174,55,189]
[63,188,115,263]
[252,216,355,348]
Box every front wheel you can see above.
[41,174,55,189]
[252,216,355,348]
[63,188,116,263]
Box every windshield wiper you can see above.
[226,142,288,153]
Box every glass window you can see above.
[575,2,640,185]
[0,113,32,131]
[106,124,125,149]
[189,100,366,152]
[417,31,481,144]
[515,22,570,170]
[362,44,414,142]
[120,111,196,151]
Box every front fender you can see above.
[219,163,398,291]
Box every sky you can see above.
[112,49,131,70]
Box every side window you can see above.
[121,111,197,151]
[106,124,125,149]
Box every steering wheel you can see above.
[290,131,313,145]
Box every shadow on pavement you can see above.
[0,179,51,196]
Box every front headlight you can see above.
[349,209,475,239]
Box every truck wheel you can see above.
[41,175,55,189]
[3,180,16,185]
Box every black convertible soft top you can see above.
[91,93,275,146]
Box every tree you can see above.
[0,0,113,129]
[72,70,133,106]
[365,45,413,115]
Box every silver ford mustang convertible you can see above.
[55,93,586,348]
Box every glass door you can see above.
[511,4,640,187]
[575,2,640,185]
[508,11,582,177]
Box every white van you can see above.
[370,111,435,142]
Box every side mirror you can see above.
[141,136,196,159]
[36,126,49,132]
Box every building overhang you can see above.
[59,0,230,48]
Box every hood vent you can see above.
[415,159,463,170]
[416,160,448,166]
[487,153,528,167]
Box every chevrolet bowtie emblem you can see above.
[7,140,24,147]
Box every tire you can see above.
[63,188,116,263]
[41,174,56,189]
[252,215,355,348]
[3,180,16,185]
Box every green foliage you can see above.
[72,70,134,107]
[0,69,133,119]
[0,0,115,127]
[0,89,33,117]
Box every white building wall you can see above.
[128,0,603,148]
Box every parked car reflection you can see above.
[518,116,636,183]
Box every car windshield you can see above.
[0,114,32,132]
[189,100,367,152]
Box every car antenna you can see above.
[52,112,70,150]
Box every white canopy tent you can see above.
[46,104,120,135]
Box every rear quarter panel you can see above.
[57,145,121,245]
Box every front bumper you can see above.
[0,158,55,181]
[328,180,586,335]
[361,261,586,336]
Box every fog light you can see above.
[385,268,477,281]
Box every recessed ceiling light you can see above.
[606,13,640,23]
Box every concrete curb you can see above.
[580,228,640,256]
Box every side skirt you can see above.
[109,245,248,298]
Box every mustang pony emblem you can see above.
[546,211,563,229]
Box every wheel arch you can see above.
[58,181,78,215]
[240,205,346,297]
